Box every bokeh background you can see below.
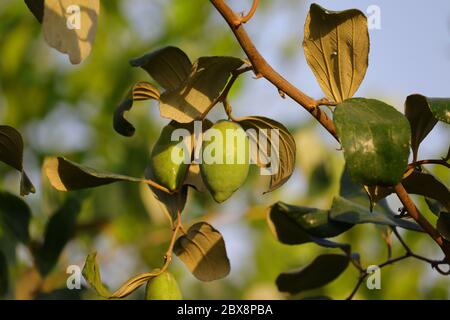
[0,0,449,299]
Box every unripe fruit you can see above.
[150,122,190,191]
[145,271,182,300]
[200,120,249,203]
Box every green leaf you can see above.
[437,212,450,241]
[0,191,31,244]
[425,198,444,217]
[0,251,8,297]
[303,4,369,103]
[130,46,192,91]
[36,197,82,276]
[174,222,230,282]
[114,82,160,137]
[330,196,422,232]
[159,56,246,123]
[0,125,35,196]
[427,98,450,124]
[405,94,439,161]
[82,252,111,298]
[44,157,170,193]
[24,0,44,23]
[267,202,352,244]
[43,0,100,64]
[276,254,349,294]
[237,116,296,193]
[334,98,411,186]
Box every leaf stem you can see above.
[240,0,259,24]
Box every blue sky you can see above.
[226,0,450,158]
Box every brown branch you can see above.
[394,183,450,262]
[210,0,450,268]
[209,0,339,141]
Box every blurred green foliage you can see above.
[0,0,449,300]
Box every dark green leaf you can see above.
[405,94,439,161]
[130,46,192,91]
[403,170,450,212]
[160,56,246,123]
[24,0,44,23]
[114,82,160,137]
[0,125,35,196]
[425,198,444,217]
[0,191,31,244]
[303,4,369,103]
[267,202,352,244]
[237,116,296,193]
[427,98,450,124]
[276,254,349,294]
[44,157,170,193]
[36,197,82,276]
[437,212,450,241]
[330,196,422,232]
[0,251,8,297]
[82,252,111,298]
[334,98,411,186]
[174,222,230,282]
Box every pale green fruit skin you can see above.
[200,120,249,203]
[150,123,189,191]
[145,271,182,300]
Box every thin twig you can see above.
[394,183,450,262]
[209,0,339,141]
[240,0,259,24]
[407,159,450,170]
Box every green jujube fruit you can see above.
[150,122,191,191]
[145,271,182,300]
[200,120,249,203]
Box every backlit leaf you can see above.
[174,222,230,282]
[114,81,160,137]
[82,252,111,298]
[303,4,369,103]
[334,98,411,186]
[159,56,246,123]
[130,46,192,91]
[237,116,296,193]
[276,254,349,294]
[405,94,439,161]
[44,157,170,193]
[0,125,35,196]
[43,0,100,64]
